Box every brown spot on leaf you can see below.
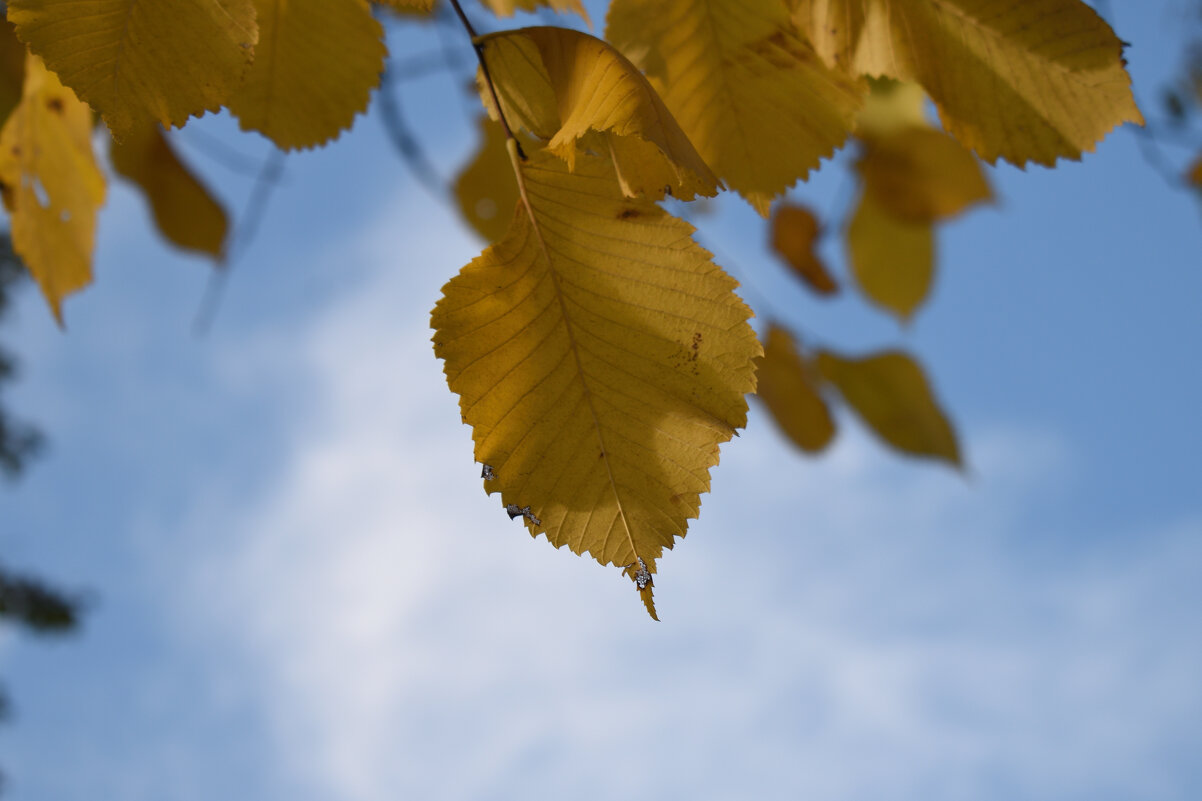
[618,208,639,220]
[45,97,63,113]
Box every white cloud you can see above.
[170,198,1202,801]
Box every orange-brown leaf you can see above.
[771,203,838,295]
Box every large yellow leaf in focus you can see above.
[230,0,386,150]
[816,349,960,466]
[477,27,717,201]
[0,55,104,323]
[756,325,835,453]
[431,150,760,619]
[7,0,257,141]
[846,191,934,322]
[606,0,864,215]
[110,124,228,259]
[791,0,1143,166]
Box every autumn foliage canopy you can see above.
[0,0,1144,617]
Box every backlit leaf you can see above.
[816,349,960,465]
[607,0,864,214]
[791,0,1143,166]
[771,203,838,295]
[756,325,835,453]
[110,123,228,259]
[8,0,257,141]
[478,27,718,201]
[230,0,386,150]
[431,150,760,618]
[846,191,934,322]
[454,117,519,243]
[0,54,105,323]
[375,0,436,11]
[857,127,992,223]
[480,0,588,20]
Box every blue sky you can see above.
[1,2,1201,799]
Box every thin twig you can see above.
[193,150,286,335]
[378,64,451,202]
[448,0,525,158]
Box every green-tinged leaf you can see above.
[454,116,520,242]
[756,325,835,453]
[478,26,718,201]
[791,0,1143,166]
[0,54,105,323]
[8,0,257,140]
[230,0,386,150]
[771,203,838,295]
[847,191,934,321]
[431,150,760,618]
[816,349,960,465]
[110,123,228,258]
[607,0,864,214]
[858,127,992,223]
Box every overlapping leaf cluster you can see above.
[0,0,1142,616]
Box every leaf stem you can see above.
[448,0,525,159]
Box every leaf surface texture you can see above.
[8,0,257,140]
[432,150,760,617]
[607,0,864,214]
[791,0,1143,165]
[230,0,386,150]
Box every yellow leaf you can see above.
[791,0,1143,166]
[110,123,228,259]
[7,0,257,141]
[771,203,838,295]
[454,117,520,243]
[755,325,835,453]
[858,127,993,223]
[230,0,386,150]
[477,27,717,201]
[0,20,26,126]
[0,54,105,323]
[815,349,960,465]
[854,78,928,137]
[606,0,864,214]
[480,0,588,21]
[375,0,436,12]
[431,149,760,618]
[846,190,934,322]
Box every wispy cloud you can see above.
[171,199,1202,801]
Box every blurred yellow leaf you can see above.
[858,127,992,223]
[756,325,836,453]
[454,117,521,242]
[608,0,864,214]
[792,0,1143,166]
[854,78,928,136]
[846,191,934,322]
[8,0,257,141]
[230,0,386,150]
[0,21,26,126]
[375,0,436,11]
[480,0,588,20]
[816,349,960,466]
[431,150,759,619]
[478,27,717,201]
[771,203,838,295]
[110,124,228,259]
[0,55,105,323]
